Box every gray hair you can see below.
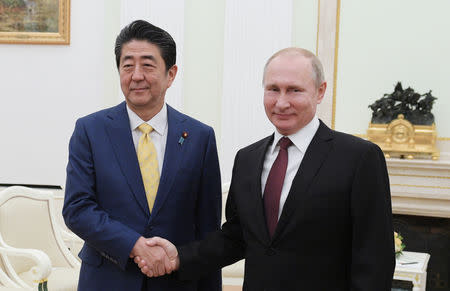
[262,47,325,88]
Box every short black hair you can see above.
[114,20,176,72]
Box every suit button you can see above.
[265,248,276,256]
[148,226,154,231]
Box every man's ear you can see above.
[316,82,327,104]
[166,65,178,88]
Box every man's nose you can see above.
[276,92,290,109]
[131,66,144,81]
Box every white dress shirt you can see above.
[261,116,320,219]
[126,103,168,174]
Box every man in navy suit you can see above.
[136,47,395,290]
[63,20,222,291]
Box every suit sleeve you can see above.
[193,128,223,291]
[177,149,246,281]
[350,143,395,291]
[63,119,141,269]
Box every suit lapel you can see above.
[105,102,149,216]
[249,135,274,244]
[149,105,187,220]
[272,121,334,241]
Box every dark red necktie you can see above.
[263,137,292,237]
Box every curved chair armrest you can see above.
[0,245,52,288]
[59,228,83,244]
[0,186,80,269]
[59,228,83,260]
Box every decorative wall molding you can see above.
[316,0,339,129]
[388,157,450,218]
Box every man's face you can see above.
[263,54,326,135]
[119,40,177,115]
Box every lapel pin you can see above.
[178,131,188,145]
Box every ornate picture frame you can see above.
[0,0,70,45]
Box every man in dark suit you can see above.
[62,20,222,291]
[136,47,396,290]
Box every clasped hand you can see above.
[130,236,179,277]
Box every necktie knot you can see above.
[138,123,153,134]
[279,137,292,150]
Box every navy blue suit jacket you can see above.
[63,102,222,291]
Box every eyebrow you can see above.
[264,83,278,88]
[122,55,157,62]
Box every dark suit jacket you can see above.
[63,102,222,291]
[178,121,395,291]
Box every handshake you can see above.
[130,236,179,277]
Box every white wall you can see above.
[183,0,225,139]
[336,0,450,138]
[220,0,293,182]
[0,0,319,186]
[0,0,120,186]
[2,0,447,188]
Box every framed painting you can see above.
[0,0,70,44]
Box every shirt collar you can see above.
[270,116,320,154]
[126,103,168,135]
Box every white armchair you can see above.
[0,186,80,290]
[0,244,51,290]
[221,183,245,288]
[51,194,83,261]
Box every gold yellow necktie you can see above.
[137,123,160,213]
